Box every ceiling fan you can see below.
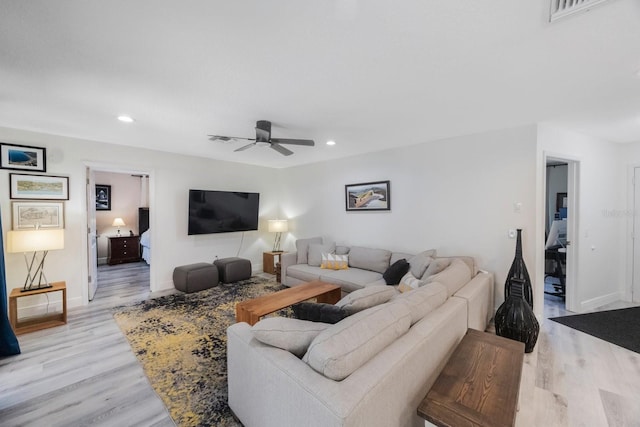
[208,120,315,156]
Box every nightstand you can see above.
[108,235,141,265]
[263,251,286,275]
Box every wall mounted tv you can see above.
[188,189,260,235]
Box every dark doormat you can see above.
[550,306,640,354]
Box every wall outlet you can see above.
[508,229,517,239]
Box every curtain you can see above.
[0,205,20,356]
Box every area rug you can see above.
[113,277,286,427]
[550,306,640,354]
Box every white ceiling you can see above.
[1,0,639,168]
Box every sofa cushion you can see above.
[382,259,410,285]
[408,250,436,278]
[319,269,385,293]
[296,237,323,265]
[252,317,330,357]
[287,264,323,283]
[398,271,424,293]
[334,285,398,314]
[320,253,349,270]
[425,258,472,296]
[303,301,412,380]
[308,243,336,267]
[421,257,451,280]
[292,302,351,324]
[335,245,350,255]
[348,246,392,274]
[390,282,448,324]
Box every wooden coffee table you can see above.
[235,281,341,325]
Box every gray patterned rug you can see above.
[113,277,285,427]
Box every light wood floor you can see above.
[2,266,639,426]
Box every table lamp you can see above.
[7,228,65,292]
[268,219,288,252]
[112,217,126,236]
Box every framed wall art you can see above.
[9,173,69,200]
[95,184,111,210]
[12,201,64,230]
[345,180,390,211]
[0,143,46,172]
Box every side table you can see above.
[263,251,286,275]
[9,281,67,335]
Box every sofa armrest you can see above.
[451,271,494,331]
[281,252,298,284]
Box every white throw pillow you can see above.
[321,253,349,270]
[252,317,330,357]
[303,301,412,381]
[398,271,424,293]
[335,285,398,314]
[308,242,336,267]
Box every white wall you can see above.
[619,141,640,302]
[279,125,539,310]
[537,124,625,312]
[0,126,279,314]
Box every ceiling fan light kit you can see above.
[208,120,315,156]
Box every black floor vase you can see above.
[495,277,539,353]
[504,228,534,309]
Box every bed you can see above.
[139,207,151,265]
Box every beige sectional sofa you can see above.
[227,238,494,427]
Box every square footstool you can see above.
[214,257,252,284]
[173,262,219,293]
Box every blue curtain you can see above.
[1,205,20,356]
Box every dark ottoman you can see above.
[214,257,252,283]
[173,262,219,293]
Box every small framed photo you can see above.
[9,173,69,200]
[12,201,64,230]
[1,143,46,172]
[96,184,111,211]
[345,180,390,211]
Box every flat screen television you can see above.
[188,189,260,235]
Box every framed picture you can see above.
[345,180,391,211]
[9,173,69,200]
[96,184,111,210]
[12,201,64,230]
[1,143,46,172]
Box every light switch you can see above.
[508,229,517,239]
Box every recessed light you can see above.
[117,115,134,123]
[326,140,336,146]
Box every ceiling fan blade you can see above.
[208,135,255,142]
[270,143,294,156]
[234,142,257,152]
[270,138,315,146]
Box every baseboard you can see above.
[97,257,108,265]
[580,291,622,312]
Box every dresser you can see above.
[107,235,141,265]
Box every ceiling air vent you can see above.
[549,0,612,22]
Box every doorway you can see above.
[86,165,152,302]
[543,156,579,314]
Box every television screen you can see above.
[188,189,260,235]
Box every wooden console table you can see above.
[9,281,67,335]
[418,328,524,427]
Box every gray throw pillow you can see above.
[296,237,323,264]
[408,249,436,278]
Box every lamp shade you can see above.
[112,218,126,227]
[7,229,65,253]
[268,219,288,233]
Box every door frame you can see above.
[627,165,640,302]
[540,152,580,313]
[83,161,154,304]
